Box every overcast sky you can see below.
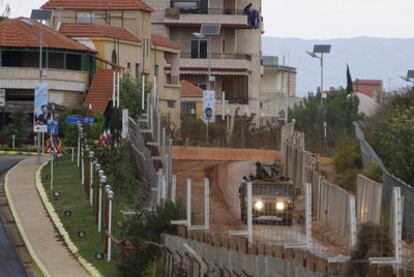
[5,0,414,39]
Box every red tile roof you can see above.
[42,0,153,12]
[180,80,203,98]
[84,69,114,113]
[60,23,141,43]
[353,79,383,85]
[0,18,94,52]
[151,33,181,50]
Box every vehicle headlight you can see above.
[276,202,285,210]
[254,200,264,210]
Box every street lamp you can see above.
[306,44,331,106]
[193,24,221,91]
[400,70,414,86]
[31,9,53,163]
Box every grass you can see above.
[40,154,129,277]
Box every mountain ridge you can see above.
[262,36,414,96]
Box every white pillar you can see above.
[81,147,85,186]
[77,133,80,167]
[162,175,167,202]
[141,74,145,111]
[349,195,357,250]
[393,187,402,268]
[186,179,192,227]
[98,179,104,233]
[113,71,116,107]
[305,183,312,248]
[107,190,114,262]
[157,169,163,205]
[117,72,120,108]
[247,181,253,245]
[222,91,225,120]
[204,178,209,230]
[171,175,176,203]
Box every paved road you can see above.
[0,156,27,277]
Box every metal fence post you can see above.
[205,178,210,230]
[187,179,192,227]
[349,195,357,250]
[305,183,312,248]
[247,181,253,245]
[393,187,402,269]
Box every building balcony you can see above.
[179,53,251,74]
[163,7,249,28]
[0,67,89,92]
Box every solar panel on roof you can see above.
[407,70,414,79]
[200,24,221,36]
[313,44,331,54]
[30,9,53,20]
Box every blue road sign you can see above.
[66,115,82,125]
[48,120,59,135]
[84,117,94,124]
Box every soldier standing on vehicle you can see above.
[255,161,269,179]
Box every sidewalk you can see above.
[5,157,89,277]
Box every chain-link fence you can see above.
[161,112,282,150]
[354,122,414,240]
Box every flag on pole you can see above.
[87,103,93,117]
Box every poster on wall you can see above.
[202,90,216,124]
[33,83,49,133]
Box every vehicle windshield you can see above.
[252,186,266,195]
[271,186,292,196]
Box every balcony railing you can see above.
[173,7,245,15]
[181,53,252,61]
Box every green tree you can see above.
[120,73,152,119]
[3,111,30,147]
[289,89,363,154]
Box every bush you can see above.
[362,161,382,183]
[348,223,393,276]
[333,137,362,192]
[2,111,31,147]
[119,201,182,276]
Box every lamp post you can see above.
[107,190,114,262]
[89,151,94,204]
[31,9,53,163]
[98,174,106,232]
[306,44,331,107]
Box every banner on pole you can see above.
[202,90,215,124]
[33,83,49,133]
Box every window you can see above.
[167,100,176,108]
[144,38,150,57]
[165,72,172,84]
[181,102,196,119]
[111,49,117,65]
[127,62,131,70]
[66,54,81,70]
[48,52,64,69]
[135,63,140,78]
[154,64,159,78]
[190,39,208,59]
[197,83,207,90]
[76,11,96,23]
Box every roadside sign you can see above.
[47,119,59,135]
[0,89,5,107]
[84,117,94,124]
[66,115,82,125]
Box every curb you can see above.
[35,160,103,277]
[0,150,39,156]
[4,159,50,277]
